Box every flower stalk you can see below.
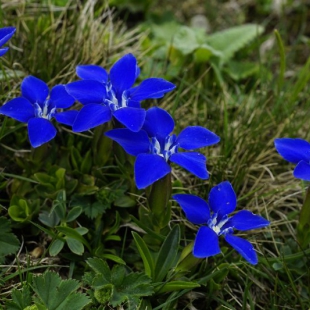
[147,173,172,231]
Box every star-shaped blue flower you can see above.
[173,181,270,265]
[274,138,310,181]
[65,53,175,132]
[0,76,77,147]
[105,107,220,189]
[0,27,15,56]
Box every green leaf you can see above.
[0,217,20,264]
[86,258,111,279]
[155,280,200,294]
[207,24,264,66]
[32,271,90,310]
[101,254,126,265]
[172,26,199,55]
[114,195,136,207]
[5,285,32,310]
[38,210,60,228]
[66,207,83,222]
[8,198,30,222]
[56,226,91,251]
[66,238,84,255]
[132,232,155,278]
[290,55,310,105]
[297,187,310,248]
[154,225,180,282]
[86,258,153,309]
[49,239,65,257]
[194,43,222,63]
[110,272,153,309]
[225,60,259,80]
[274,29,286,95]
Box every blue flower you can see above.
[65,53,175,132]
[0,27,15,56]
[274,138,310,181]
[105,107,220,189]
[0,76,77,147]
[173,181,270,265]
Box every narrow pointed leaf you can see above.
[154,225,180,282]
[132,232,155,278]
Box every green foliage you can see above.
[5,285,32,310]
[32,272,90,310]
[297,187,310,248]
[8,195,40,223]
[144,22,264,82]
[84,258,153,309]
[0,217,20,264]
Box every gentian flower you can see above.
[105,107,220,189]
[65,53,175,132]
[173,181,270,265]
[0,27,16,56]
[274,138,310,181]
[0,76,77,147]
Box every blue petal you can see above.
[49,85,75,109]
[105,128,149,156]
[0,97,35,122]
[169,152,208,179]
[21,76,49,105]
[127,99,141,108]
[76,65,108,83]
[208,181,237,217]
[143,107,174,139]
[113,107,146,132]
[128,78,176,101]
[110,54,137,95]
[0,47,9,56]
[54,110,79,126]
[294,160,310,181]
[224,234,258,265]
[73,104,111,132]
[28,118,57,148]
[177,126,220,150]
[225,210,270,231]
[0,27,16,47]
[135,153,171,189]
[65,80,106,105]
[172,194,210,224]
[193,226,221,258]
[274,138,310,164]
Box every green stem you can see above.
[297,185,310,249]
[147,173,172,230]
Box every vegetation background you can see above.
[0,0,310,309]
